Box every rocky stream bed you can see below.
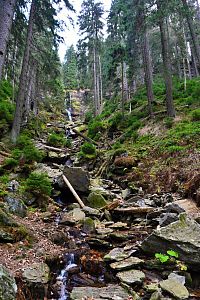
[0,120,200,300]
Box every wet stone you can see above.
[116,269,145,285]
[110,257,144,271]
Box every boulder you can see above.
[59,166,90,192]
[60,208,85,225]
[116,269,145,285]
[141,213,200,270]
[159,279,189,299]
[4,195,27,218]
[23,263,49,284]
[70,284,130,300]
[23,263,50,299]
[0,265,17,300]
[87,192,107,209]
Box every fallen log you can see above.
[62,174,85,208]
[71,128,99,146]
[114,206,155,214]
[37,144,65,152]
[0,150,11,157]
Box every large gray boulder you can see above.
[58,166,90,192]
[4,195,27,218]
[141,213,200,270]
[0,265,17,300]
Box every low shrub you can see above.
[47,133,67,147]
[88,121,105,139]
[25,172,52,196]
[190,109,200,121]
[81,142,96,155]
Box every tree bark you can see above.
[157,1,175,117]
[0,0,17,79]
[11,0,36,142]
[142,29,154,117]
[181,0,200,67]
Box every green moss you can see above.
[88,120,105,139]
[47,133,67,147]
[25,172,52,196]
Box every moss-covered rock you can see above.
[87,192,107,209]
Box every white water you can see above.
[57,253,77,300]
[66,109,72,122]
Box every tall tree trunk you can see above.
[157,1,175,117]
[93,45,98,116]
[99,55,103,113]
[0,0,17,79]
[121,61,125,118]
[11,0,36,142]
[142,29,154,117]
[181,0,200,66]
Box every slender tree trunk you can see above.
[142,29,154,117]
[191,45,199,76]
[0,0,17,79]
[181,0,200,66]
[99,55,103,113]
[93,45,98,116]
[11,0,36,142]
[157,0,175,117]
[175,43,182,78]
[121,61,125,118]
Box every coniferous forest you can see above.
[0,0,200,299]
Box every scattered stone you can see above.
[70,284,130,300]
[7,180,19,192]
[35,163,62,182]
[149,290,162,300]
[159,279,189,299]
[96,227,114,235]
[168,273,185,285]
[82,217,95,234]
[0,229,14,242]
[158,213,179,227]
[59,166,90,192]
[22,263,50,299]
[23,263,50,284]
[108,222,128,229]
[116,269,145,285]
[109,232,131,242]
[145,283,159,293]
[88,237,112,248]
[4,195,27,218]
[87,192,108,208]
[110,257,144,271]
[83,206,101,217]
[104,247,135,262]
[0,264,17,300]
[141,213,200,270]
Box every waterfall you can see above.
[57,253,77,300]
[66,109,72,122]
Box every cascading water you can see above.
[57,253,78,300]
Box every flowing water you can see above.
[57,253,78,300]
